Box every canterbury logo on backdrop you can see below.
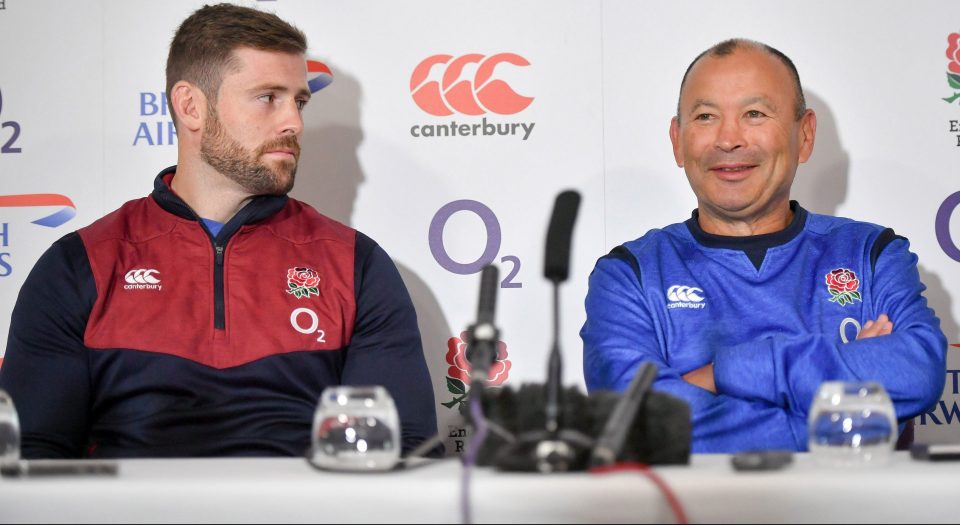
[410,53,534,116]
[123,269,162,291]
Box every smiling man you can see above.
[581,39,947,453]
[0,4,439,458]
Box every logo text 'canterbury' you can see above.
[123,269,161,291]
[667,285,705,309]
[410,53,534,116]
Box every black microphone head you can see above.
[476,264,499,325]
[543,190,581,283]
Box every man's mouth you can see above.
[710,164,757,180]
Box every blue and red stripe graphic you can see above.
[0,194,77,228]
[307,60,333,93]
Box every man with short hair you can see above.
[0,3,439,458]
[581,39,947,453]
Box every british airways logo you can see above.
[666,285,706,310]
[123,269,161,291]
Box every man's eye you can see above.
[745,110,766,119]
[694,113,714,122]
[258,94,275,103]
[296,99,308,110]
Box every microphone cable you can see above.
[590,462,689,524]
[460,388,490,525]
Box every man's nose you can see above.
[714,117,745,152]
[278,100,304,136]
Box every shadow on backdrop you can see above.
[292,67,454,452]
[792,91,849,217]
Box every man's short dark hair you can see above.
[165,3,307,128]
[676,38,806,122]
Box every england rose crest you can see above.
[944,32,960,104]
[442,331,512,410]
[286,267,320,299]
[826,268,861,306]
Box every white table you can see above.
[1,452,958,523]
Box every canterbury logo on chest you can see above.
[666,285,706,310]
[122,268,162,291]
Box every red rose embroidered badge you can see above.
[826,268,861,306]
[287,267,320,299]
[441,331,512,410]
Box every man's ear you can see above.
[669,116,684,167]
[797,109,817,164]
[170,81,207,133]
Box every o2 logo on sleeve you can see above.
[936,191,960,262]
[429,200,521,288]
[0,88,23,154]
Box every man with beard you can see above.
[581,39,947,453]
[0,4,440,458]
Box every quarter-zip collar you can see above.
[150,166,290,330]
[150,165,289,240]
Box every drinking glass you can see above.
[0,389,20,465]
[309,386,400,471]
[808,381,897,466]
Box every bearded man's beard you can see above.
[200,109,300,196]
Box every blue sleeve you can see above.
[581,254,806,452]
[0,233,95,458]
[339,233,440,456]
[713,238,947,420]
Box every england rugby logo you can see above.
[287,267,320,299]
[826,268,861,306]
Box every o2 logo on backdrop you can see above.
[429,200,522,288]
[409,53,536,141]
[0,88,23,154]
[936,192,960,262]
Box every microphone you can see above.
[543,190,581,284]
[486,190,593,473]
[589,362,658,467]
[466,265,500,383]
[543,190,581,436]
[472,190,691,471]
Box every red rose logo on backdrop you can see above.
[944,33,960,104]
[442,331,512,410]
[286,267,320,299]
[826,268,862,306]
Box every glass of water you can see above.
[0,389,20,465]
[309,386,400,471]
[808,381,897,466]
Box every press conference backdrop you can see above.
[1,0,959,454]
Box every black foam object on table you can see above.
[472,384,691,470]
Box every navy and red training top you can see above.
[0,167,439,458]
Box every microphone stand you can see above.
[493,190,592,473]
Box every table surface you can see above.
[1,451,958,523]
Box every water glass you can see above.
[310,386,400,471]
[0,389,20,465]
[808,381,897,466]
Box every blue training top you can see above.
[581,203,947,453]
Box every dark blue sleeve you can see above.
[340,233,440,456]
[0,232,95,458]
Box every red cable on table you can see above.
[590,462,688,525]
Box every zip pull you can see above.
[215,245,225,265]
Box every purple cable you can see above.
[461,387,490,524]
